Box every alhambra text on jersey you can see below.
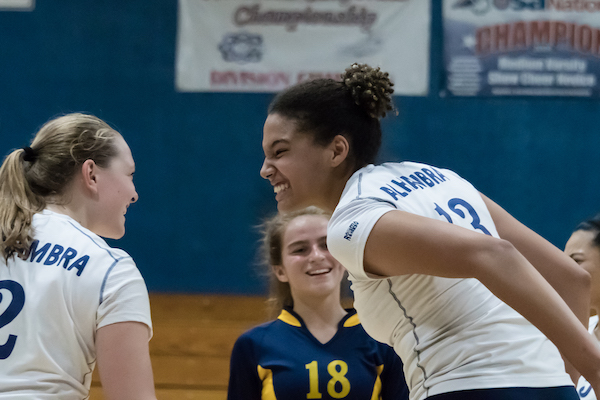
[28,240,89,276]
[379,167,448,201]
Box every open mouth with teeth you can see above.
[307,268,332,276]
[274,183,290,194]
[273,183,290,194]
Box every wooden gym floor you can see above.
[89,293,270,400]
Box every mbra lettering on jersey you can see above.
[28,240,89,277]
[379,167,448,201]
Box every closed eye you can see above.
[570,256,584,264]
[287,244,308,255]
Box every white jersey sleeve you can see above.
[327,197,395,280]
[328,161,488,281]
[97,254,152,338]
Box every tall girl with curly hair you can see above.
[259,63,600,400]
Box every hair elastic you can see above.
[22,146,38,163]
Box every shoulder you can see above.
[235,320,281,346]
[28,212,135,280]
[33,210,132,261]
[327,195,396,278]
[342,310,360,326]
[340,310,377,341]
[230,319,285,364]
[339,162,462,203]
[358,161,457,180]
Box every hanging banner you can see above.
[443,0,600,97]
[0,0,34,10]
[176,0,430,95]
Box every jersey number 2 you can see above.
[0,280,25,359]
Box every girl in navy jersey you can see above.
[258,63,600,400]
[0,113,156,400]
[227,206,408,400]
[565,214,600,400]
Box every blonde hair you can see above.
[258,206,334,318]
[0,113,120,260]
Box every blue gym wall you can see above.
[1,1,598,294]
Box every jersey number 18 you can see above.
[305,360,351,399]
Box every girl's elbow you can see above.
[473,238,520,275]
[572,264,591,292]
[488,237,519,262]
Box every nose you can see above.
[131,189,139,204]
[309,245,327,262]
[260,159,273,180]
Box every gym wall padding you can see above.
[1,0,598,294]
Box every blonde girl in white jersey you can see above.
[0,113,156,400]
[259,63,600,400]
[565,214,600,400]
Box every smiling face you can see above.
[565,229,600,313]
[91,135,138,239]
[260,113,334,212]
[274,214,345,302]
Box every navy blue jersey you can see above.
[228,308,409,400]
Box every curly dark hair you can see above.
[575,213,600,249]
[267,63,395,171]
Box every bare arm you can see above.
[96,321,157,400]
[481,193,591,325]
[481,193,591,382]
[363,210,600,390]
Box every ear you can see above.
[80,159,99,194]
[273,264,289,283]
[328,135,350,168]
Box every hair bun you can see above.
[341,63,395,119]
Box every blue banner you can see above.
[444,0,600,96]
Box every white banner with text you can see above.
[176,0,430,95]
[0,0,34,10]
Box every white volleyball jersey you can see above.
[0,210,152,399]
[328,162,572,400]
[576,315,599,400]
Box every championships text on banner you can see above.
[176,0,431,95]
